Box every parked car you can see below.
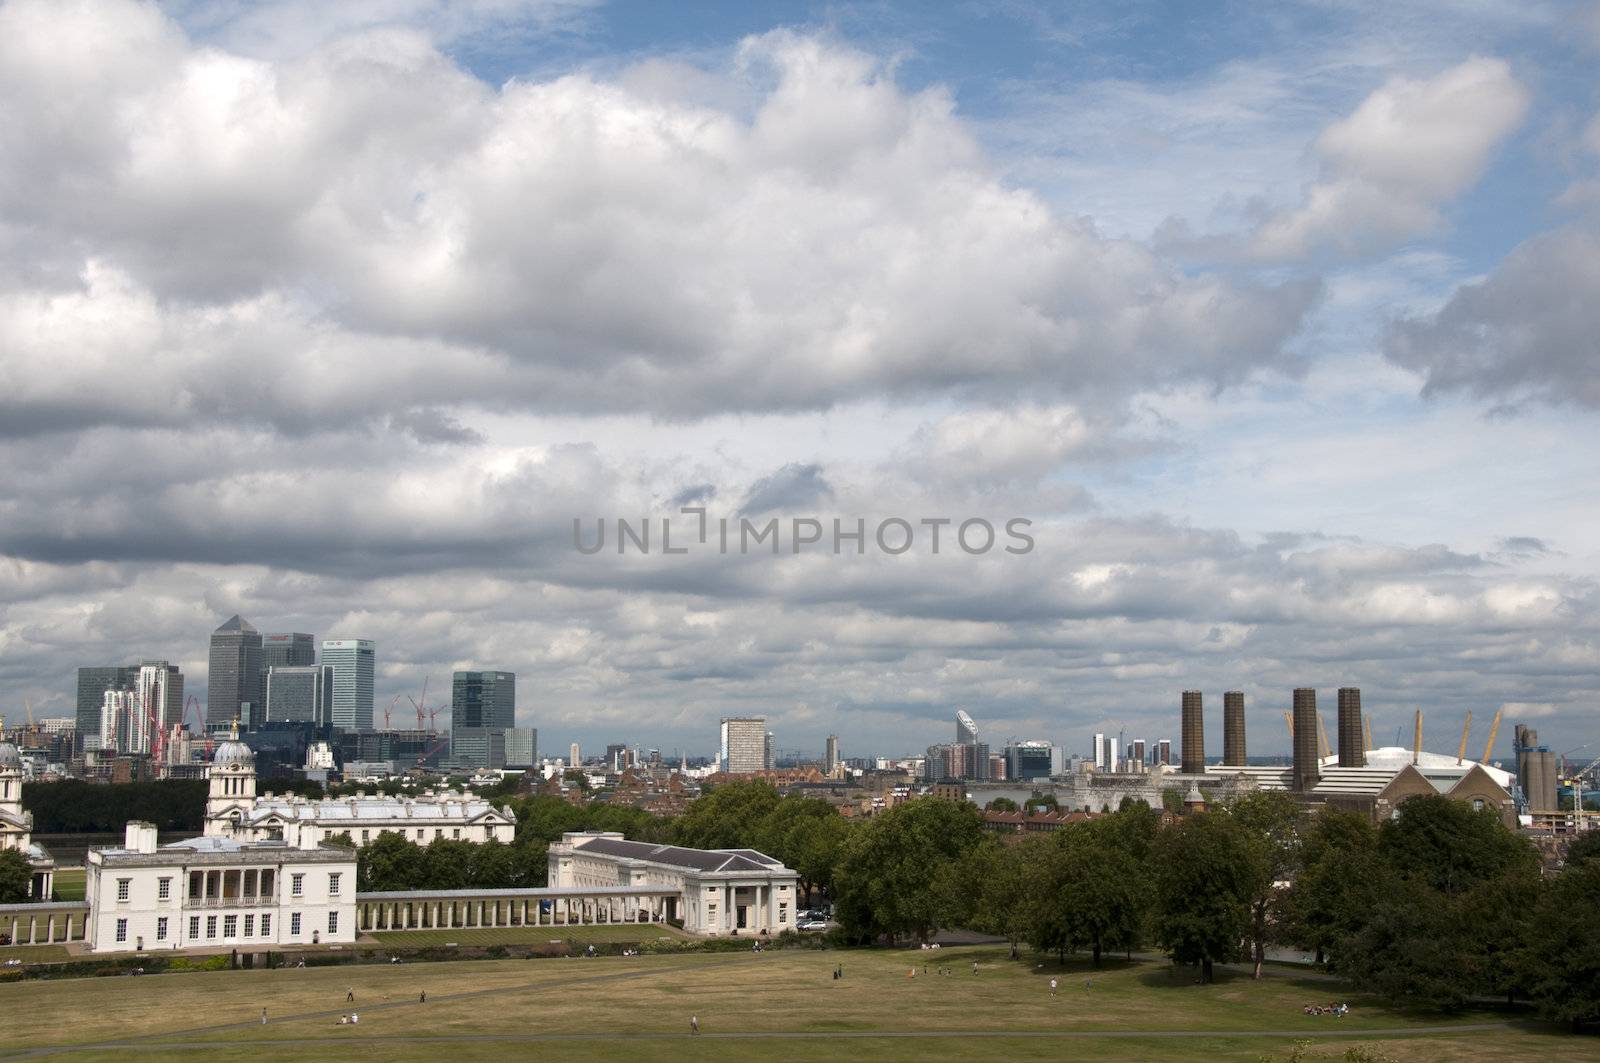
[798,919,830,931]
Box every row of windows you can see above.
[118,871,339,902]
[114,913,290,943]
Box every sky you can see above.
[1,0,1598,765]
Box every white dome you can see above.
[212,739,255,770]
[0,743,21,771]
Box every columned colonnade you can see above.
[356,888,677,933]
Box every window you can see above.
[291,873,304,897]
[223,915,238,938]
[290,912,301,936]
[1472,798,1487,811]
[158,877,171,900]
[116,879,130,902]
[260,914,271,936]
[244,914,255,936]
[452,828,460,839]
[206,916,218,939]
[156,917,168,941]
[328,872,342,896]
[361,830,369,843]
[189,916,200,939]
[435,829,443,839]
[778,902,788,923]
[115,919,127,943]
[417,829,424,840]
[328,911,339,934]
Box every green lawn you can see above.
[52,868,86,902]
[0,944,1578,1062]
[369,923,691,947]
[0,943,70,963]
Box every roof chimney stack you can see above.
[1292,689,1320,792]
[1181,691,1205,774]
[1222,691,1246,766]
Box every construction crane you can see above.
[1456,710,1473,766]
[382,694,402,730]
[184,695,214,758]
[1316,713,1332,760]
[1413,710,1423,766]
[1482,706,1503,764]
[409,676,431,732]
[417,732,450,770]
[1282,710,1294,743]
[1363,716,1374,753]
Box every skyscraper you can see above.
[132,661,183,755]
[956,710,979,745]
[569,742,581,767]
[825,734,840,775]
[264,665,333,724]
[719,717,767,773]
[208,615,263,729]
[1181,690,1205,774]
[451,670,516,769]
[76,666,138,742]
[320,639,375,731]
[262,632,315,669]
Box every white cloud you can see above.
[1249,57,1529,259]
[0,1,1315,429]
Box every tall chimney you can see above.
[1292,688,1320,792]
[1181,691,1205,775]
[1337,688,1364,768]
[1223,691,1246,766]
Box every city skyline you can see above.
[1,0,1598,759]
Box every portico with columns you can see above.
[546,832,800,936]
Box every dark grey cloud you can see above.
[1385,223,1600,407]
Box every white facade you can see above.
[86,822,356,953]
[548,831,799,936]
[203,735,515,848]
[0,744,54,897]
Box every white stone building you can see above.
[203,733,515,847]
[85,821,356,953]
[547,831,799,936]
[0,742,55,898]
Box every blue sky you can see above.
[1,0,1598,764]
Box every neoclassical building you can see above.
[0,742,54,898]
[85,821,356,953]
[203,733,515,848]
[548,831,799,935]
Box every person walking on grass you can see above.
[690,1015,699,1035]
[1049,977,1058,997]
[346,987,355,1003]
[260,1008,267,1025]
[420,990,426,1004]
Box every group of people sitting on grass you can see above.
[1303,1002,1350,1016]
[334,1013,360,1025]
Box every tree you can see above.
[671,780,780,850]
[1518,860,1600,1028]
[1457,865,1540,1004]
[0,849,33,904]
[358,831,425,891]
[1564,830,1600,868]
[1051,824,1146,965]
[1377,795,1537,895]
[1340,873,1470,1011]
[1281,810,1380,967]
[968,837,1045,958]
[833,797,986,944]
[986,797,1019,812]
[1152,812,1253,982]
[1222,791,1302,978]
[754,798,850,903]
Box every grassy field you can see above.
[369,923,692,947]
[0,944,1580,1062]
[51,868,86,902]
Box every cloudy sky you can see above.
[2,0,1597,765]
